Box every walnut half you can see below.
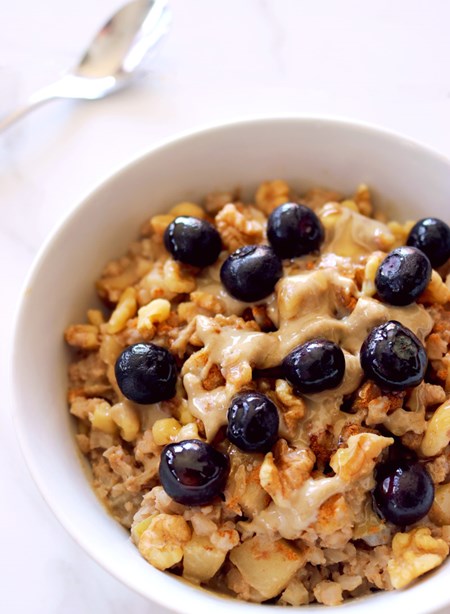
[387,527,449,589]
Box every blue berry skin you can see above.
[373,460,434,526]
[267,203,324,259]
[360,321,427,392]
[227,391,279,453]
[115,343,177,404]
[375,246,432,306]
[282,338,346,394]
[164,216,222,267]
[159,439,230,506]
[220,244,283,302]
[407,217,450,268]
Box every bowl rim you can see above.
[11,114,450,614]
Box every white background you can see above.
[2,0,450,612]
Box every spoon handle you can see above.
[0,84,60,133]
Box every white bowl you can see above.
[13,117,450,614]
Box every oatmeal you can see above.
[65,182,450,605]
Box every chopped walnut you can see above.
[330,433,393,482]
[302,187,342,209]
[150,214,174,236]
[70,396,103,420]
[419,270,450,305]
[275,379,306,437]
[204,190,237,214]
[64,324,100,350]
[105,287,137,334]
[387,219,416,246]
[190,290,225,315]
[366,396,391,425]
[215,203,264,251]
[353,184,373,217]
[361,252,385,297]
[255,179,290,214]
[137,513,191,570]
[352,381,382,412]
[163,259,196,294]
[387,527,449,589]
[260,439,315,503]
[96,255,152,304]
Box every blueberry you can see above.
[373,460,434,526]
[407,217,450,268]
[360,321,427,391]
[375,246,432,306]
[115,342,177,404]
[220,244,283,302]
[227,391,279,453]
[282,338,346,394]
[267,202,324,259]
[164,216,222,267]
[159,439,230,506]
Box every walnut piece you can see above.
[419,270,450,305]
[255,179,290,214]
[387,527,449,589]
[275,379,306,437]
[260,439,315,503]
[215,203,264,251]
[137,513,191,570]
[330,433,393,482]
[64,324,100,350]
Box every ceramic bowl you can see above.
[12,117,450,614]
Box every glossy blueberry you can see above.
[360,321,427,391]
[375,246,432,306]
[159,439,230,506]
[115,342,177,404]
[164,216,222,267]
[282,338,346,394]
[406,217,450,268]
[220,244,283,302]
[227,391,279,453]
[373,460,434,526]
[267,202,324,259]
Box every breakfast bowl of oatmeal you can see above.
[12,117,450,614]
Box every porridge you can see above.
[65,181,450,605]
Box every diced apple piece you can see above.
[183,535,227,583]
[230,536,304,599]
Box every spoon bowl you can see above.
[0,0,170,131]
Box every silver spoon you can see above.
[0,0,170,133]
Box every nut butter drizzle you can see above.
[182,267,432,441]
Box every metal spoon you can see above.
[0,0,170,132]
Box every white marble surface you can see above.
[2,0,450,612]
